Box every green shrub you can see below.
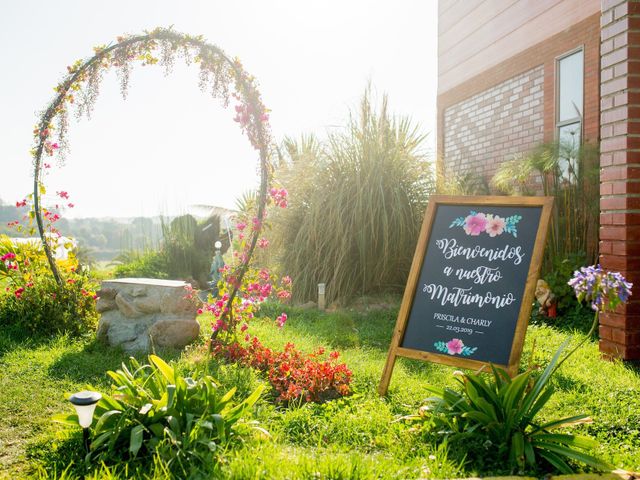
[113,249,169,279]
[114,214,224,287]
[491,141,599,271]
[409,342,609,474]
[543,252,588,313]
[0,235,98,336]
[55,355,265,478]
[272,89,433,304]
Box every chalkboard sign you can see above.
[379,195,553,395]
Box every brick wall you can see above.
[599,0,640,360]
[443,66,544,179]
[437,13,601,182]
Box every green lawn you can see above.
[0,305,639,479]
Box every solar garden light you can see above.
[318,283,326,310]
[68,390,102,453]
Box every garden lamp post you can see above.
[68,390,102,453]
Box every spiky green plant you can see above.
[409,341,610,474]
[272,89,434,304]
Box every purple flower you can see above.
[568,265,632,312]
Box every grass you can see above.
[0,304,639,479]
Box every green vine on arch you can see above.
[24,27,276,332]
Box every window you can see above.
[556,49,584,183]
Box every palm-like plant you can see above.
[492,140,599,269]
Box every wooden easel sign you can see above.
[379,195,553,395]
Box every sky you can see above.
[0,1,438,219]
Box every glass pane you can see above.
[558,122,581,184]
[558,50,583,122]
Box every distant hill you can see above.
[0,199,237,261]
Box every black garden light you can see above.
[68,390,102,452]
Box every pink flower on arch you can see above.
[485,214,506,237]
[463,213,487,236]
[446,338,464,355]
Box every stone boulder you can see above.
[96,278,200,352]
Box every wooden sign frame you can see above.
[378,195,553,395]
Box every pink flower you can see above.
[1,253,16,262]
[240,323,248,332]
[57,191,69,199]
[14,287,25,299]
[278,290,291,300]
[67,203,74,208]
[446,338,464,355]
[282,276,292,286]
[258,238,269,248]
[485,215,506,237]
[236,221,247,231]
[15,199,27,208]
[276,313,287,328]
[463,213,487,236]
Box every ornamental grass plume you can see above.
[556,265,633,371]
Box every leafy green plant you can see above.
[491,141,599,270]
[543,252,588,313]
[410,342,610,474]
[114,214,225,288]
[113,249,169,279]
[55,355,266,478]
[272,88,433,304]
[0,235,98,336]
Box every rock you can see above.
[115,292,144,318]
[96,278,200,352]
[149,319,200,348]
[96,288,117,299]
[96,296,117,313]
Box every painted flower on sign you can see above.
[434,338,477,356]
[450,211,522,238]
[463,213,486,236]
[485,214,506,237]
[446,338,464,355]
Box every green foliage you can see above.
[113,250,169,279]
[0,235,98,336]
[3,311,640,478]
[113,214,225,287]
[543,252,588,313]
[436,171,490,195]
[491,141,600,270]
[273,90,433,304]
[410,342,610,474]
[54,355,265,478]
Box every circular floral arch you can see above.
[29,27,272,314]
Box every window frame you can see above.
[554,46,585,134]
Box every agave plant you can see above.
[55,355,265,477]
[411,341,610,474]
